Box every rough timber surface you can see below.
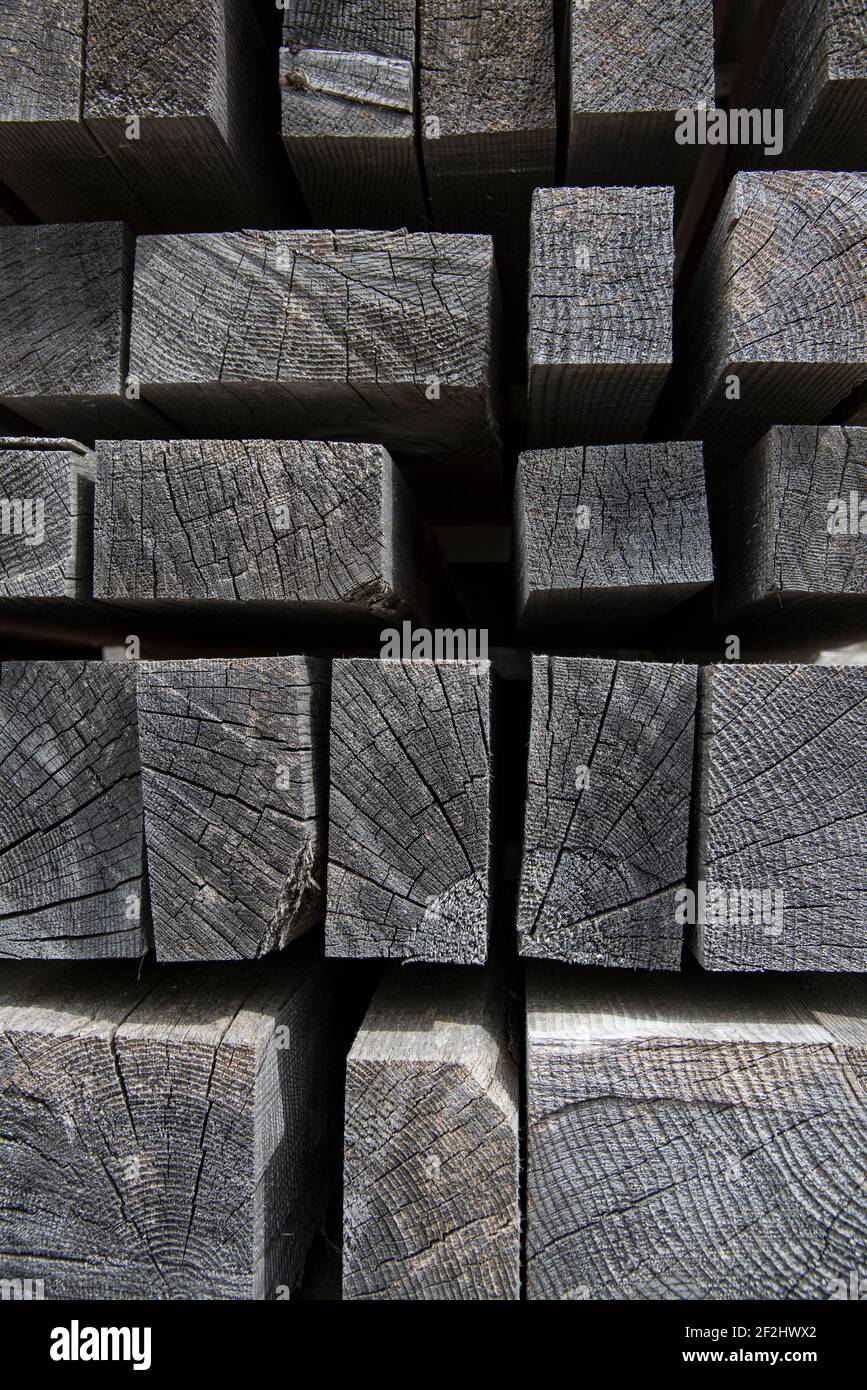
[93,437,427,622]
[137,656,328,963]
[515,442,713,636]
[279,0,425,230]
[0,437,94,599]
[0,660,145,960]
[711,425,867,628]
[518,657,698,969]
[528,185,673,446]
[526,966,867,1299]
[0,951,341,1297]
[343,964,520,1300]
[129,228,501,452]
[327,659,491,964]
[682,171,867,456]
[693,663,867,971]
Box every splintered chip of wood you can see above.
[327,659,491,963]
[343,964,519,1300]
[515,442,712,634]
[528,185,673,446]
[0,660,145,960]
[518,657,698,969]
[128,227,500,451]
[279,0,425,230]
[683,171,867,454]
[566,0,715,189]
[93,437,422,616]
[693,663,867,970]
[0,953,340,1298]
[527,966,867,1299]
[137,657,328,962]
[713,425,867,625]
[0,438,94,599]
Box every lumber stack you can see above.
[0,0,866,1313]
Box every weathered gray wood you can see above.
[515,442,713,636]
[0,0,293,231]
[327,658,491,963]
[280,0,426,230]
[84,0,295,232]
[136,656,328,962]
[682,171,867,456]
[419,0,556,260]
[129,228,501,452]
[0,0,155,227]
[344,963,519,1301]
[744,0,867,170]
[0,222,165,438]
[93,438,426,624]
[518,657,698,969]
[527,965,867,1299]
[0,950,342,1297]
[0,437,94,599]
[0,660,145,960]
[527,186,673,447]
[693,662,867,971]
[712,425,867,628]
[565,0,715,195]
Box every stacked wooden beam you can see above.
[0,0,294,230]
[526,967,867,1299]
[515,442,713,637]
[744,0,867,170]
[564,0,715,199]
[0,438,94,599]
[93,438,428,622]
[0,950,342,1297]
[279,0,425,230]
[327,658,491,963]
[128,227,501,451]
[682,170,867,457]
[527,186,674,446]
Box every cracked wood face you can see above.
[343,963,519,1300]
[93,437,423,620]
[0,660,146,960]
[128,227,500,452]
[0,953,340,1297]
[0,438,95,599]
[528,185,674,446]
[515,442,713,636]
[327,658,491,964]
[518,657,698,969]
[693,662,867,970]
[683,170,867,456]
[137,656,328,962]
[526,966,867,1299]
